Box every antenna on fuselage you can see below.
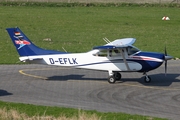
[103,37,111,44]
[62,47,67,53]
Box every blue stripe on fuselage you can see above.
[128,52,165,72]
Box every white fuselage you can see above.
[20,49,142,72]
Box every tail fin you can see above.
[6,27,66,56]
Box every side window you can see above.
[97,50,108,57]
[93,49,123,57]
[109,49,121,57]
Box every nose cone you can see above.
[165,55,173,60]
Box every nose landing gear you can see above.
[143,72,151,83]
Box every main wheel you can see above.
[108,76,116,84]
[144,76,151,83]
[113,72,121,80]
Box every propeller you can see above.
[164,46,173,76]
[164,46,167,76]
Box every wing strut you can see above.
[120,49,130,71]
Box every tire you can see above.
[113,72,121,80]
[108,76,116,84]
[144,76,151,83]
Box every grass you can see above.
[0,3,180,64]
[0,108,101,120]
[0,101,166,120]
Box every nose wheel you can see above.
[144,72,151,83]
[144,76,151,83]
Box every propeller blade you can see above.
[165,60,167,76]
[164,46,173,76]
[164,46,167,76]
[165,45,167,56]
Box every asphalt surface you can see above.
[0,60,180,120]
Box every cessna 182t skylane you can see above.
[7,27,173,84]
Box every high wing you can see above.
[93,38,136,72]
[93,38,136,50]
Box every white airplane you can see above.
[6,27,173,84]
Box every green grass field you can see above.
[0,3,180,64]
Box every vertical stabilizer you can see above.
[6,27,66,56]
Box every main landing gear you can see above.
[108,71,121,84]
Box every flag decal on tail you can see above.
[15,32,21,36]
[14,31,31,49]
[15,40,31,49]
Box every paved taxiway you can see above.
[0,60,180,120]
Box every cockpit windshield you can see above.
[127,46,140,55]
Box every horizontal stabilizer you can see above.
[19,57,43,62]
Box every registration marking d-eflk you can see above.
[49,58,78,65]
